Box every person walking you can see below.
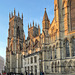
[26,71,27,75]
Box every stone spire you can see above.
[14,8,16,16]
[43,8,49,21]
[9,12,10,19]
[38,24,40,35]
[30,23,31,27]
[33,21,34,27]
[42,8,50,30]
[38,24,40,28]
[22,13,23,20]
[18,12,20,17]
[35,23,37,27]
[11,12,13,17]
[28,23,29,29]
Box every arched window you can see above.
[55,62,57,72]
[53,46,56,59]
[65,40,70,57]
[56,43,58,49]
[54,47,57,59]
[70,0,75,30]
[58,61,59,73]
[52,62,54,72]
[72,38,75,56]
[17,26,20,38]
[49,46,52,59]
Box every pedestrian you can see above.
[42,72,44,75]
[26,71,27,75]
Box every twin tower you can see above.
[6,7,49,73]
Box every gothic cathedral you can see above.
[6,0,75,75]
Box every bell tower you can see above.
[6,8,24,73]
[8,8,24,53]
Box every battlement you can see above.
[9,8,23,21]
[28,21,40,38]
[28,21,40,29]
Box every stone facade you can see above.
[22,52,41,75]
[6,9,24,73]
[6,0,75,75]
[0,56,4,73]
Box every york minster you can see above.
[6,0,75,75]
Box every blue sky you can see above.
[0,0,54,59]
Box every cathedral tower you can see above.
[42,8,50,45]
[28,21,40,39]
[42,8,50,74]
[6,9,24,73]
[8,9,24,53]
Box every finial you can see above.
[28,23,29,28]
[38,24,40,35]
[33,20,34,27]
[43,8,49,21]
[14,8,16,16]
[9,12,10,19]
[45,8,46,11]
[22,13,23,19]
[11,12,13,17]
[30,23,31,27]
[18,12,20,17]
[35,23,37,27]
[38,24,40,28]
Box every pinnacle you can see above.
[14,8,16,16]
[43,8,49,21]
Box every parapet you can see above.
[9,8,23,21]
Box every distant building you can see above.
[0,56,4,73]
[6,0,75,75]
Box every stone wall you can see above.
[46,73,75,75]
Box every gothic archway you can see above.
[71,37,75,56]
[49,46,52,59]
[64,39,70,57]
[69,0,75,30]
[17,26,20,38]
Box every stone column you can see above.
[52,49,54,59]
[53,62,55,73]
[33,65,35,75]
[69,41,72,57]
[50,62,52,73]
[10,52,12,72]
[37,55,40,75]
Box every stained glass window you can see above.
[72,38,75,56]
[65,40,70,57]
